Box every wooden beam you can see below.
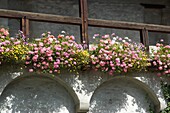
[21,17,29,41]
[80,0,85,44]
[83,0,89,48]
[140,28,149,51]
[0,9,81,25]
[80,0,89,49]
[88,18,170,33]
[1,9,170,33]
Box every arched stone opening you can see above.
[0,74,79,113]
[88,76,160,113]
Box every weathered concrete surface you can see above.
[0,64,169,113]
[0,76,76,113]
[88,78,155,113]
[0,65,78,113]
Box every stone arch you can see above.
[0,73,80,113]
[89,76,160,113]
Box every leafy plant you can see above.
[25,32,89,74]
[89,34,150,75]
[161,82,170,113]
[151,42,170,76]
[0,28,28,64]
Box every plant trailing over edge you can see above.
[0,27,170,76]
[25,32,89,74]
[89,34,150,75]
[160,82,170,113]
[151,42,170,77]
[0,28,28,64]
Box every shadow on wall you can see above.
[0,76,78,113]
[88,77,160,113]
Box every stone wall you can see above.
[0,64,169,113]
[0,0,170,44]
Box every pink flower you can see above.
[164,65,168,69]
[28,51,34,54]
[156,43,161,47]
[25,61,30,65]
[54,65,59,68]
[73,62,77,65]
[32,55,38,62]
[99,61,106,66]
[119,38,122,41]
[14,41,21,45]
[165,45,170,49]
[39,42,44,47]
[48,57,53,61]
[128,64,132,67]
[65,60,68,64]
[70,35,75,40]
[29,69,33,72]
[115,58,120,63]
[153,61,157,66]
[110,63,114,67]
[158,66,163,70]
[167,54,170,58]
[54,70,58,72]
[5,48,10,52]
[123,68,127,72]
[26,56,30,60]
[34,47,38,51]
[49,70,53,73]
[40,48,46,54]
[37,64,41,67]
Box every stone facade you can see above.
[0,1,170,112]
[0,64,169,113]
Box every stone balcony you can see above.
[0,64,169,113]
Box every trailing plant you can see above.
[151,42,170,77]
[0,28,28,64]
[0,27,170,76]
[89,34,150,75]
[160,82,170,113]
[25,32,89,74]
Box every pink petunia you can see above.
[29,69,34,72]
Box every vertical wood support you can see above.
[80,0,89,49]
[21,16,29,41]
[140,28,149,51]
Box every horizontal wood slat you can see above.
[88,18,170,33]
[0,9,82,25]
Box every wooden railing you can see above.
[0,0,170,50]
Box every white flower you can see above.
[112,37,117,40]
[128,39,132,42]
[35,38,41,41]
[122,40,126,43]
[111,40,115,44]
[48,38,53,42]
[61,31,66,34]
[124,37,129,40]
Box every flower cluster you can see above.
[1,27,169,76]
[0,28,28,64]
[151,42,170,76]
[89,34,150,75]
[25,32,89,74]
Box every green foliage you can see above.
[161,82,170,113]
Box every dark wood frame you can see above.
[0,0,170,50]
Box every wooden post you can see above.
[80,0,89,49]
[21,16,29,41]
[140,28,149,52]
